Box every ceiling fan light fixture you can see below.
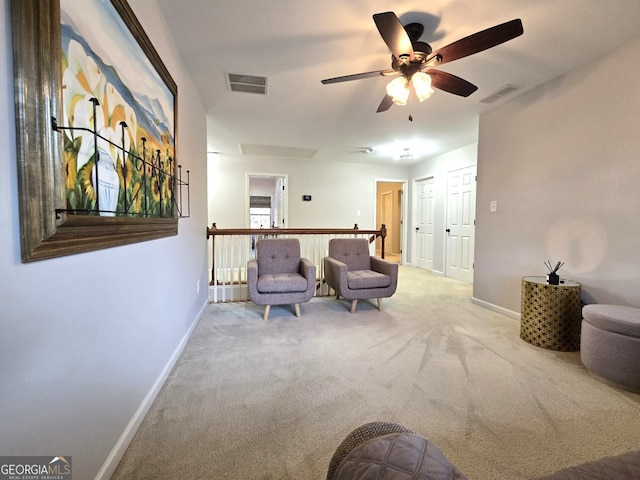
[386,76,409,105]
[412,72,434,102]
[396,147,413,161]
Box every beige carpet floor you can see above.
[111,267,640,479]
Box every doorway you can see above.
[376,181,406,264]
[246,173,288,229]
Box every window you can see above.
[249,196,272,229]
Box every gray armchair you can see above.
[324,238,398,313]
[247,238,316,320]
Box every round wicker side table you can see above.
[520,276,582,351]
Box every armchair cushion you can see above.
[327,238,372,271]
[347,270,391,290]
[257,272,308,293]
[257,238,301,275]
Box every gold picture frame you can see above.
[11,0,179,262]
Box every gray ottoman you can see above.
[327,422,467,480]
[581,304,640,392]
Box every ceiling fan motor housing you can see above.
[392,40,432,77]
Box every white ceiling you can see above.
[155,0,640,165]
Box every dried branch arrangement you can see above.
[545,260,564,274]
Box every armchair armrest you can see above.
[300,258,315,279]
[300,258,317,292]
[247,258,258,297]
[370,257,398,284]
[324,256,348,295]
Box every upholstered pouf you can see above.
[327,422,467,480]
[581,304,640,392]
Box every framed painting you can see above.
[11,0,184,262]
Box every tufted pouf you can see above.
[327,422,467,480]
[581,304,640,392]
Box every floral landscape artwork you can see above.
[59,0,176,217]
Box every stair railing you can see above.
[206,223,387,302]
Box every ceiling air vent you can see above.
[480,84,520,104]
[226,73,267,95]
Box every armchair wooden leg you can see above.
[263,305,270,321]
[350,299,358,314]
[377,298,383,311]
[294,304,301,318]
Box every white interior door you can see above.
[445,166,476,283]
[415,177,434,270]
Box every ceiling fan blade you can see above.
[376,94,394,113]
[427,70,478,97]
[321,69,397,85]
[373,12,414,61]
[428,18,523,66]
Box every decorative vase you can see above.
[547,272,560,285]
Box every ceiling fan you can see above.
[321,12,523,113]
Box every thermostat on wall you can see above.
[302,195,312,201]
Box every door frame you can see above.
[246,173,289,228]
[374,178,407,264]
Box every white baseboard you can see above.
[94,299,208,480]
[472,296,521,321]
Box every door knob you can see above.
[415,227,419,232]
[445,228,451,233]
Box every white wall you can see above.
[409,143,478,273]
[208,154,410,229]
[0,1,209,478]
[249,177,277,197]
[474,36,640,314]
[207,141,477,275]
